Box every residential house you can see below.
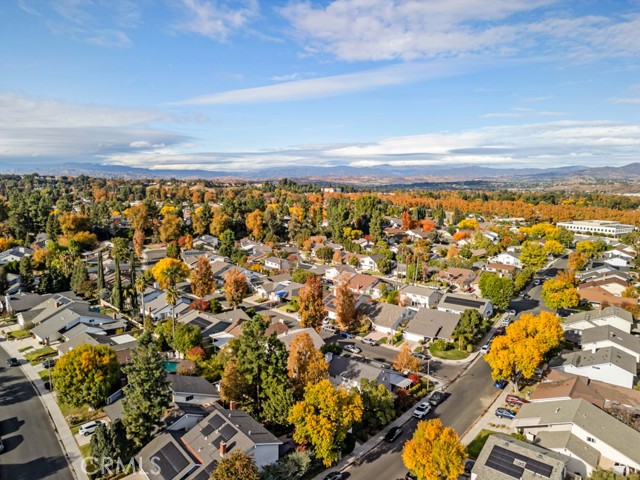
[361,302,411,335]
[324,264,357,283]
[530,369,640,413]
[143,291,191,321]
[399,285,442,309]
[513,398,640,477]
[405,229,430,242]
[471,433,569,480]
[277,327,325,351]
[0,246,33,266]
[438,293,493,318]
[192,235,219,251]
[176,310,231,338]
[7,292,53,318]
[323,292,370,320]
[141,248,167,270]
[139,405,281,479]
[484,263,516,278]
[580,325,640,362]
[482,231,500,243]
[578,286,637,309]
[435,267,476,290]
[549,346,636,389]
[327,354,412,392]
[167,374,218,404]
[347,273,380,296]
[386,216,403,228]
[579,276,629,297]
[264,256,291,272]
[209,310,252,351]
[489,251,523,269]
[563,307,634,334]
[181,250,213,269]
[403,309,460,343]
[358,254,384,272]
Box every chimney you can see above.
[592,345,597,354]
[229,400,236,410]
[112,312,116,320]
[219,441,227,457]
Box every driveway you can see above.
[0,343,73,480]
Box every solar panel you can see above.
[219,424,237,442]
[189,317,211,330]
[211,435,224,448]
[446,297,484,308]
[200,424,214,437]
[152,442,190,480]
[208,414,225,430]
[485,445,554,479]
[163,442,189,472]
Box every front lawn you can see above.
[25,346,56,364]
[466,429,499,458]
[7,329,31,339]
[429,344,470,360]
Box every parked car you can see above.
[412,352,430,360]
[495,408,517,419]
[413,402,432,419]
[384,426,403,443]
[533,279,541,286]
[495,326,506,336]
[362,337,380,346]
[405,472,418,480]
[380,363,391,369]
[464,459,476,475]
[42,358,57,369]
[79,420,104,436]
[344,344,362,354]
[480,343,491,354]
[6,358,19,367]
[501,316,512,327]
[507,309,517,316]
[324,472,344,480]
[494,379,508,389]
[506,395,528,406]
[428,391,447,406]
[523,294,531,300]
[340,332,352,338]
[322,325,337,333]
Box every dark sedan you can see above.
[6,357,19,367]
[384,426,402,443]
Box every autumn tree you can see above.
[246,209,264,240]
[393,343,422,373]
[520,241,548,270]
[52,344,120,409]
[402,419,466,480]
[543,239,564,256]
[335,282,356,331]
[191,256,215,297]
[288,379,363,467]
[210,209,231,237]
[126,204,149,232]
[485,311,563,382]
[133,228,145,258]
[287,332,329,396]
[568,251,588,271]
[298,275,326,331]
[59,212,91,237]
[401,210,413,230]
[224,268,248,308]
[541,270,580,310]
[211,451,259,480]
[160,214,182,243]
[457,218,479,230]
[151,258,190,289]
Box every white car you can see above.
[344,344,362,354]
[79,420,104,436]
[480,343,491,354]
[413,402,432,419]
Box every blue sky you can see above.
[0,0,638,172]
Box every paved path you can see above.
[0,333,89,480]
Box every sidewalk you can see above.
[0,332,89,480]
[460,383,516,446]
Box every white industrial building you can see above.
[556,220,635,237]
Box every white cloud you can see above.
[610,97,640,105]
[174,0,258,41]
[280,0,640,62]
[170,60,478,105]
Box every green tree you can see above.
[357,378,395,432]
[97,253,105,291]
[520,241,548,270]
[454,309,483,349]
[111,258,123,310]
[70,260,90,297]
[478,273,515,310]
[0,266,8,294]
[122,341,171,447]
[166,242,180,259]
[210,450,259,480]
[19,256,34,290]
[130,251,138,311]
[219,229,236,259]
[173,324,202,354]
[111,237,129,261]
[288,379,363,466]
[52,344,120,408]
[260,450,314,480]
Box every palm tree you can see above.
[135,276,147,320]
[166,285,179,351]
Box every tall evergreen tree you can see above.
[97,253,105,291]
[122,342,171,447]
[0,266,8,295]
[111,258,123,310]
[19,256,34,291]
[129,251,138,311]
[70,260,89,296]
[45,213,59,242]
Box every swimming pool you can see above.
[164,361,179,373]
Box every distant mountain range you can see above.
[2,161,640,186]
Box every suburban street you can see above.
[0,343,73,480]
[345,356,496,480]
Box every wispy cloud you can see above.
[610,97,640,105]
[280,0,640,62]
[173,0,258,41]
[482,107,568,118]
[170,59,481,105]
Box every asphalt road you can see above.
[345,357,497,480]
[0,344,73,480]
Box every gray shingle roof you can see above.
[404,309,460,340]
[550,345,637,375]
[581,325,640,355]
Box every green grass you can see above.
[25,346,56,363]
[429,345,470,360]
[467,429,499,458]
[79,443,92,459]
[7,329,31,339]
[18,345,34,353]
[39,369,53,380]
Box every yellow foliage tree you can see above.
[159,214,182,243]
[151,258,190,289]
[288,379,363,467]
[245,209,264,240]
[402,419,466,480]
[543,239,564,256]
[59,212,91,237]
[159,205,176,216]
[126,204,149,231]
[210,210,231,237]
[457,218,479,230]
[287,332,329,396]
[0,237,16,252]
[541,270,580,310]
[393,343,422,373]
[72,231,98,250]
[485,311,563,381]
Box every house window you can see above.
[587,437,596,443]
[184,395,194,402]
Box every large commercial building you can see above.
[556,220,635,237]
